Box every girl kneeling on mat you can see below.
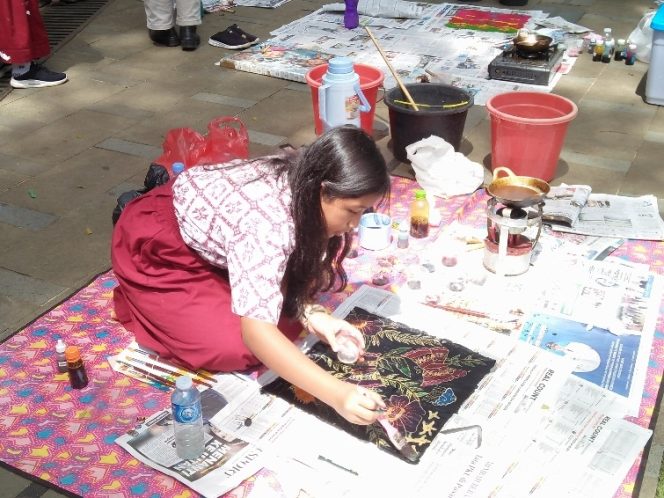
[111,126,389,425]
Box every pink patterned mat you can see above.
[1,177,662,498]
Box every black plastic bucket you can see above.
[384,83,473,162]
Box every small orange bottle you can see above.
[65,346,89,389]
[409,189,429,238]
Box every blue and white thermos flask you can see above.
[318,57,371,132]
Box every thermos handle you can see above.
[354,83,371,112]
[318,83,329,129]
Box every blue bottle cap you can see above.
[172,162,185,175]
[653,4,664,31]
[327,57,354,74]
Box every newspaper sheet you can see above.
[321,0,425,19]
[115,285,652,498]
[234,0,291,8]
[324,286,652,497]
[551,193,664,240]
[114,385,265,498]
[397,233,662,415]
[542,183,592,226]
[220,3,579,105]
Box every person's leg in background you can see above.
[144,0,180,47]
[0,0,67,88]
[176,0,202,51]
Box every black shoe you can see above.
[10,62,67,89]
[180,26,200,51]
[208,24,260,50]
[149,28,180,47]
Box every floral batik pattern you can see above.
[262,307,496,463]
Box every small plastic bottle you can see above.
[614,38,626,61]
[65,346,89,389]
[625,43,637,65]
[592,40,604,62]
[172,376,205,460]
[171,162,185,176]
[397,221,410,249]
[426,193,442,227]
[602,28,614,63]
[335,330,362,364]
[55,339,68,373]
[343,0,359,29]
[409,189,429,239]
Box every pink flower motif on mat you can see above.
[385,394,425,433]
[403,347,468,387]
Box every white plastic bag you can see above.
[405,135,484,199]
[628,10,656,63]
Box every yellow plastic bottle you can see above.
[409,189,429,238]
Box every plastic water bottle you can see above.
[171,376,205,460]
[318,57,371,132]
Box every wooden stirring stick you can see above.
[364,25,419,111]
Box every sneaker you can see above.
[208,24,260,50]
[10,62,67,89]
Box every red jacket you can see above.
[0,0,51,64]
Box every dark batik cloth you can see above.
[262,307,496,464]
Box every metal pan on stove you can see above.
[486,167,550,207]
[512,30,555,54]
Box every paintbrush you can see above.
[127,346,218,383]
[116,359,175,390]
[377,417,419,463]
[125,354,215,388]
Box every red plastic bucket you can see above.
[305,63,384,135]
[486,92,578,182]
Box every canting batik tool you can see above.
[377,417,419,463]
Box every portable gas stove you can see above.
[488,46,564,86]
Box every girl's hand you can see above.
[332,382,386,425]
[304,308,365,355]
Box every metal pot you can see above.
[512,31,554,54]
[486,167,550,207]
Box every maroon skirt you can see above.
[111,183,302,372]
[0,0,51,64]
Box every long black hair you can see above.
[282,126,390,318]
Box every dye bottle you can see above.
[55,339,68,373]
[172,376,205,460]
[343,0,359,29]
[614,39,626,61]
[602,28,614,63]
[65,346,89,389]
[409,189,429,239]
[592,40,604,62]
[397,221,410,249]
[625,43,637,65]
